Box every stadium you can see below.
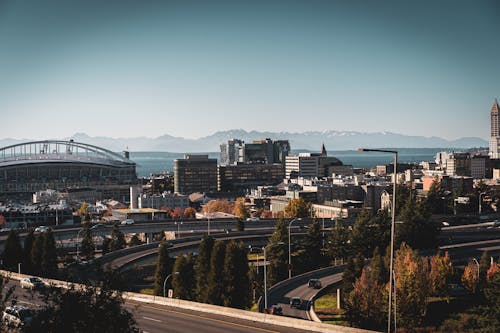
[0,140,137,196]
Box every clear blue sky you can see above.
[0,0,499,140]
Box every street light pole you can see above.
[76,228,84,260]
[163,272,179,297]
[479,192,486,215]
[358,148,398,333]
[263,246,268,310]
[288,218,298,279]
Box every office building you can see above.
[489,99,500,158]
[174,154,217,194]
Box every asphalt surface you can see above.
[4,280,316,333]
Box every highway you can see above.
[5,280,331,333]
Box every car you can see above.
[91,223,105,229]
[289,296,302,308]
[34,225,51,233]
[246,217,260,222]
[121,219,135,225]
[308,278,322,289]
[2,305,34,328]
[268,305,283,315]
[20,277,46,290]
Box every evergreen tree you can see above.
[327,219,350,263]
[267,219,288,285]
[80,223,95,260]
[425,178,446,214]
[196,235,214,302]
[128,234,142,247]
[102,237,111,255]
[369,247,387,285]
[2,230,23,272]
[172,253,196,300]
[41,231,57,278]
[206,241,226,305]
[342,257,357,297]
[23,231,35,274]
[479,250,491,288]
[223,241,250,309]
[153,242,171,296]
[301,219,323,271]
[110,224,126,251]
[31,233,44,275]
[350,209,374,258]
[396,193,437,249]
[372,209,391,252]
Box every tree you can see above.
[223,241,250,309]
[266,219,288,286]
[327,219,350,263]
[233,197,250,219]
[429,251,454,297]
[342,257,358,297]
[350,209,375,258]
[462,260,480,294]
[236,219,245,232]
[41,231,58,278]
[29,273,139,333]
[196,235,215,303]
[203,200,233,214]
[128,234,142,247]
[80,223,95,260]
[110,224,126,252]
[487,262,499,282]
[206,241,226,305]
[284,198,312,218]
[31,233,44,274]
[172,253,196,300]
[0,214,6,227]
[346,267,385,330]
[2,230,23,272]
[300,219,323,271]
[171,207,183,219]
[101,237,111,255]
[393,243,430,328]
[77,202,90,222]
[153,242,171,296]
[479,251,491,287]
[23,231,36,274]
[183,207,197,219]
[369,247,387,285]
[425,178,446,214]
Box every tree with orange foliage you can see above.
[0,214,6,226]
[284,198,312,218]
[203,200,234,215]
[183,207,197,219]
[429,251,454,297]
[171,207,183,219]
[461,260,479,294]
[232,197,250,219]
[393,242,430,328]
[261,210,273,218]
[487,261,499,282]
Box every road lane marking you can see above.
[131,303,279,333]
[143,316,162,323]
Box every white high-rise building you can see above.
[489,99,500,158]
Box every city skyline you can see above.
[1,1,500,140]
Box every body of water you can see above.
[130,148,442,177]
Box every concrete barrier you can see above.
[0,270,376,333]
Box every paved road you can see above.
[5,280,318,333]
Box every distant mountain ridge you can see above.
[0,130,487,152]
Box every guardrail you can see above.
[0,270,376,333]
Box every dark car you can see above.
[289,297,302,308]
[269,305,283,315]
[308,278,322,289]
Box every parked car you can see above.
[308,278,322,289]
[289,296,302,308]
[20,277,46,290]
[121,219,135,225]
[34,225,51,233]
[246,217,260,222]
[91,223,105,229]
[2,305,34,328]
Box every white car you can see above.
[2,305,34,328]
[20,277,46,290]
[34,225,51,233]
[246,217,260,222]
[121,219,135,225]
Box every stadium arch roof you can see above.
[0,140,135,168]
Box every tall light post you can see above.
[287,218,298,279]
[163,272,180,297]
[479,192,486,215]
[76,228,85,260]
[263,242,284,310]
[358,148,397,333]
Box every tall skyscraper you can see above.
[489,99,500,158]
